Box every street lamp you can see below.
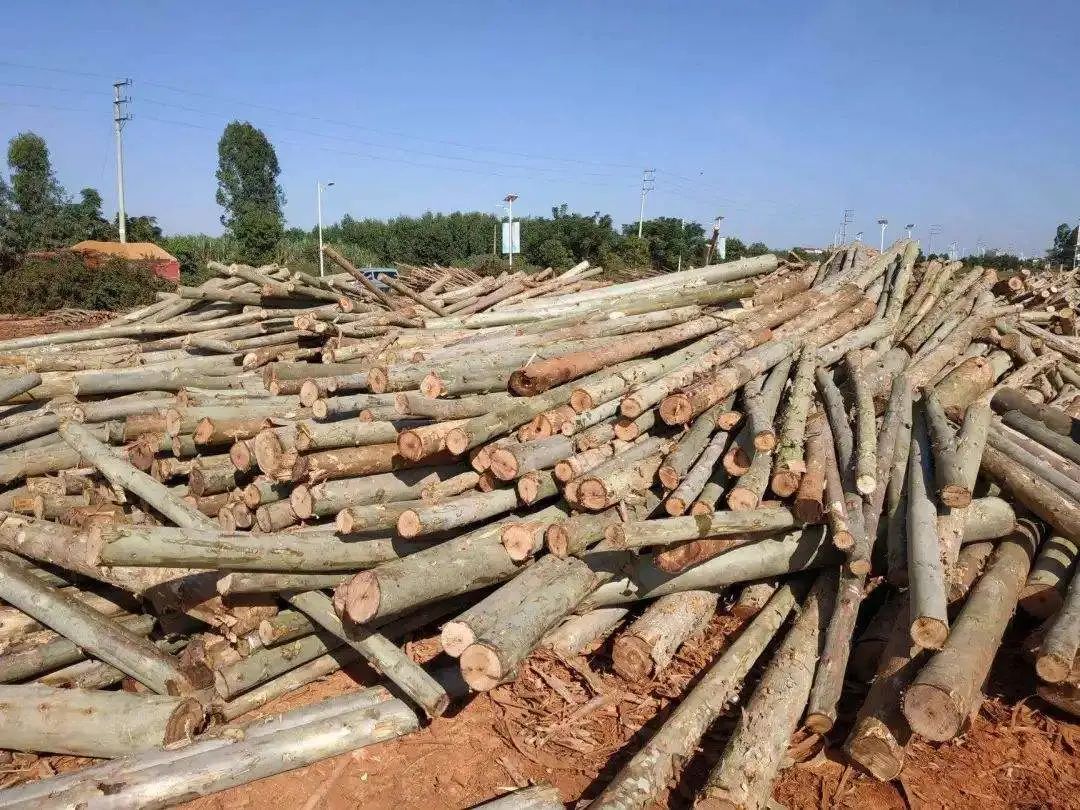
[854,231,864,242]
[906,223,915,239]
[877,218,889,252]
[504,194,518,269]
[317,181,334,277]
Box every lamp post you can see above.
[317,180,334,277]
[877,218,889,252]
[504,194,518,269]
[906,223,915,239]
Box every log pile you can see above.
[1,241,1079,808]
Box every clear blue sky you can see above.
[0,1,1075,256]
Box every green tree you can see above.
[119,214,163,243]
[6,132,67,251]
[0,175,18,270]
[1048,222,1076,266]
[215,122,285,263]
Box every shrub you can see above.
[0,251,169,314]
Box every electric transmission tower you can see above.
[637,169,655,238]
[113,79,132,243]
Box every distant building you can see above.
[70,241,180,283]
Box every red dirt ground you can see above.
[0,310,113,340]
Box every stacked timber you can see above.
[1,241,1079,809]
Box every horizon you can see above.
[1,1,1076,257]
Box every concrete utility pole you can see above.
[113,80,132,243]
[705,215,724,265]
[1073,221,1080,271]
[637,169,655,238]
[504,194,518,269]
[317,181,334,277]
[906,223,915,239]
[877,218,889,252]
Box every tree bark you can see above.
[1020,535,1079,619]
[540,607,628,656]
[611,590,717,680]
[907,407,950,649]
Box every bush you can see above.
[0,251,169,315]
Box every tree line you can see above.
[1,123,1073,282]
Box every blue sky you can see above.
[0,1,1075,256]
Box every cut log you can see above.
[0,683,202,758]
[805,570,865,732]
[540,607,628,656]
[1020,535,1079,619]
[611,590,718,680]
[907,407,949,649]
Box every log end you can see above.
[508,368,546,397]
[803,711,835,734]
[656,466,680,491]
[688,501,713,516]
[335,508,356,534]
[229,439,254,473]
[576,479,611,511]
[619,396,645,419]
[612,418,640,442]
[487,448,519,482]
[770,470,801,499]
[459,642,506,691]
[397,430,428,463]
[164,698,206,743]
[610,635,654,681]
[939,484,972,509]
[1017,586,1064,620]
[311,399,329,420]
[855,474,877,496]
[792,496,823,524]
[367,367,389,394]
[332,571,381,624]
[397,510,422,538]
[910,617,949,651]
[844,717,905,781]
[903,681,962,741]
[445,428,471,457]
[658,394,692,426]
[752,431,776,452]
[847,556,872,578]
[419,372,445,399]
[665,496,689,517]
[725,487,760,512]
[569,390,594,414]
[289,485,314,520]
[1035,652,1073,684]
[440,621,476,658]
[545,523,570,557]
[501,522,540,561]
[553,459,576,483]
[192,417,215,446]
[298,379,323,407]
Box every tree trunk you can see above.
[540,607,628,656]
[805,570,865,732]
[907,407,949,649]
[1020,535,1079,619]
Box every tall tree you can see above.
[7,132,67,251]
[215,122,285,262]
[1048,222,1077,266]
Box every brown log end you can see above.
[664,496,689,517]
[440,621,476,658]
[253,431,284,476]
[397,430,427,463]
[192,418,215,445]
[903,681,962,741]
[127,438,157,471]
[569,390,594,413]
[845,717,905,781]
[619,396,645,419]
[793,495,823,524]
[229,439,254,472]
[332,572,380,624]
[653,538,734,573]
[501,523,540,561]
[477,470,498,492]
[545,523,571,557]
[163,698,205,743]
[612,418,641,442]
[770,470,802,498]
[752,430,776,452]
[577,479,611,511]
[725,487,760,512]
[658,394,692,425]
[188,467,209,497]
[715,411,742,431]
[657,465,680,491]
[693,796,736,810]
[847,556,872,578]
[508,368,545,397]
[830,527,854,550]
[297,379,322,407]
[605,524,628,547]
[723,446,752,477]
[1035,651,1073,684]
[419,373,445,399]
[553,459,576,482]
[231,503,253,529]
[803,711,835,734]
[910,617,949,651]
[611,634,654,681]
[459,642,506,691]
[367,367,389,393]
[487,448,519,482]
[396,510,422,538]
[445,428,471,456]
[688,501,714,516]
[939,484,972,509]
[1018,585,1063,620]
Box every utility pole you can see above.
[113,79,132,243]
[317,181,334,277]
[504,194,518,269]
[1073,221,1080,271]
[928,224,942,256]
[949,241,959,261]
[877,217,888,252]
[705,215,724,265]
[637,169,655,238]
[839,208,854,244]
[677,218,685,272]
